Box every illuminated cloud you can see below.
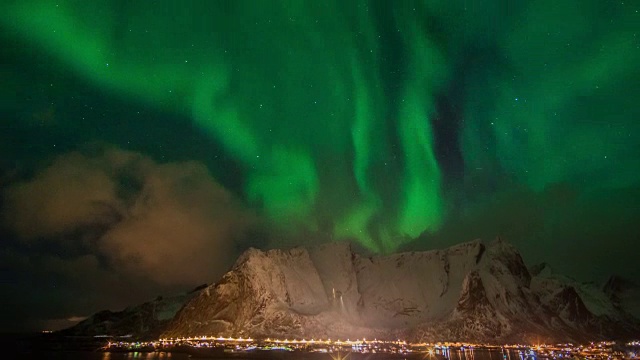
[3,151,121,240]
[2,144,256,286]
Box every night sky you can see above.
[1,0,639,332]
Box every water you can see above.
[434,348,533,360]
[9,351,191,360]
[4,336,540,360]
[9,349,531,360]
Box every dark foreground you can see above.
[8,349,533,360]
[5,333,638,359]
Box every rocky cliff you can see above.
[161,239,640,343]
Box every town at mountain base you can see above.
[68,239,640,343]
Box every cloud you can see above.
[100,159,252,285]
[3,151,122,240]
[2,144,257,287]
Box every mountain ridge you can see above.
[64,239,639,343]
[61,284,205,339]
[157,239,639,343]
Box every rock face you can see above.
[161,240,640,343]
[63,285,204,339]
[603,275,640,320]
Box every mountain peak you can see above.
[530,262,553,277]
[158,240,639,342]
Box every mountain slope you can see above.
[603,275,640,320]
[162,239,640,343]
[62,285,204,339]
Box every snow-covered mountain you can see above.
[603,275,640,320]
[63,285,205,339]
[161,239,640,343]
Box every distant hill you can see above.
[61,284,205,340]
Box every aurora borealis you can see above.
[1,0,639,331]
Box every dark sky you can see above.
[1,0,639,332]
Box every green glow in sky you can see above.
[3,0,638,253]
[457,0,640,191]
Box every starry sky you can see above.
[1,0,639,332]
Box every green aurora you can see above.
[2,0,638,254]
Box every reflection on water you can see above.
[13,351,189,360]
[103,352,179,359]
[16,348,538,360]
[435,348,536,360]
[102,349,532,360]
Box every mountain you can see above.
[530,263,639,340]
[603,275,640,320]
[161,239,640,343]
[61,285,205,339]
